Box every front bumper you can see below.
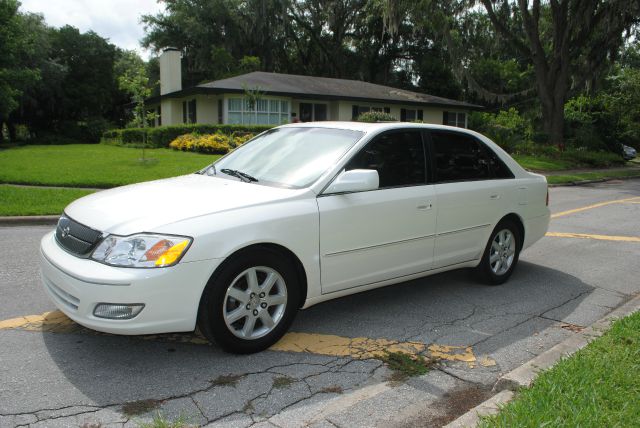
[40,231,220,335]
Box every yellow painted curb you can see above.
[551,196,640,218]
[1,310,496,367]
[546,232,640,243]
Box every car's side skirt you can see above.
[301,258,480,309]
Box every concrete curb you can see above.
[0,215,58,226]
[443,293,640,428]
[444,390,514,428]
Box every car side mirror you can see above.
[323,169,379,194]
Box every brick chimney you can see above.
[159,48,182,95]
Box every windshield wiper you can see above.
[220,168,258,183]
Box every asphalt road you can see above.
[1,179,639,427]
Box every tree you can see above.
[49,25,118,121]
[140,0,445,90]
[478,0,640,148]
[118,60,157,160]
[0,0,40,141]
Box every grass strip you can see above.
[547,169,640,184]
[0,144,218,188]
[480,310,640,427]
[0,185,94,216]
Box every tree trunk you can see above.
[540,95,566,150]
[7,120,17,143]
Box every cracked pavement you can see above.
[1,179,639,427]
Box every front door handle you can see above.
[490,194,500,200]
[417,203,433,211]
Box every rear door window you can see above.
[429,131,513,182]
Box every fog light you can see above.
[93,303,145,320]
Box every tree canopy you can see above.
[2,0,639,150]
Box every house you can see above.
[147,48,480,128]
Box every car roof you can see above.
[277,121,476,134]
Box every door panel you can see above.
[428,130,514,268]
[318,129,434,294]
[318,186,436,293]
[433,180,505,267]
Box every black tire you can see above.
[476,219,521,286]
[197,247,300,354]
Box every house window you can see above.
[443,111,467,128]
[188,99,197,123]
[182,99,197,124]
[351,105,390,120]
[227,97,290,125]
[400,109,423,122]
[218,99,223,124]
[157,106,161,127]
[299,103,328,122]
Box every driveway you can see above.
[1,179,639,427]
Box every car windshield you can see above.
[209,127,364,188]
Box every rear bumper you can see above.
[40,231,220,335]
[523,211,550,250]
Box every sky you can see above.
[20,0,165,59]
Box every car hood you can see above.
[65,174,309,235]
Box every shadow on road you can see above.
[38,261,592,415]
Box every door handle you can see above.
[417,203,432,211]
[489,194,500,200]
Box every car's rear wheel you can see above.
[198,248,299,353]
[476,220,521,285]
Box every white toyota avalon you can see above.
[40,122,550,353]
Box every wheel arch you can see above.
[499,213,525,250]
[205,242,308,309]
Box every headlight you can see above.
[91,234,192,268]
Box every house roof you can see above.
[152,71,482,109]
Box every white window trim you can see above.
[224,95,291,125]
[445,111,468,128]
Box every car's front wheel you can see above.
[198,248,300,353]
[476,220,521,285]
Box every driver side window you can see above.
[345,130,426,188]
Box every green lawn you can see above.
[511,154,575,171]
[1,144,638,215]
[0,144,219,188]
[0,185,95,216]
[547,169,640,184]
[480,310,640,427]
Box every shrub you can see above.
[102,124,272,147]
[32,133,83,145]
[563,148,624,167]
[564,95,621,153]
[168,132,255,154]
[469,108,533,153]
[356,111,398,122]
[512,141,559,157]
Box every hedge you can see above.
[102,124,274,148]
[169,133,255,154]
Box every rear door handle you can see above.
[490,194,500,200]
[417,203,433,211]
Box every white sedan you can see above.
[40,122,550,353]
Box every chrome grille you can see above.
[55,214,103,257]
